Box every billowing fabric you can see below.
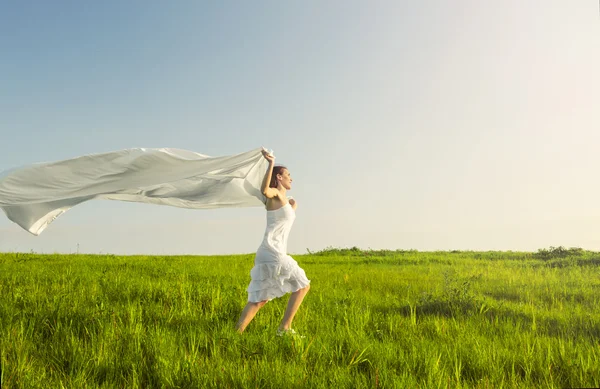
[0,147,268,235]
[247,203,310,302]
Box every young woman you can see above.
[236,149,310,335]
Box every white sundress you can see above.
[247,203,310,302]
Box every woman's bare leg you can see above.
[236,300,268,333]
[279,285,310,330]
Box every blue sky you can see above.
[1,1,599,254]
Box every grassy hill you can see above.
[0,247,598,388]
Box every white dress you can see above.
[247,203,310,302]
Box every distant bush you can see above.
[307,246,418,257]
[534,246,585,260]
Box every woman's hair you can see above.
[269,165,287,188]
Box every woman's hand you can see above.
[261,149,275,164]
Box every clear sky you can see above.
[1,1,599,255]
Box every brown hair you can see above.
[269,165,287,188]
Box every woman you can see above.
[236,149,311,335]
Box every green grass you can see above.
[1,248,599,388]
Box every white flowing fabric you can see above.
[0,147,269,235]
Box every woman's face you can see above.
[278,168,292,190]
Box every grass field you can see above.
[0,247,599,388]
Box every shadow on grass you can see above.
[483,290,522,303]
[371,299,600,339]
[544,257,600,268]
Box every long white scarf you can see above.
[0,147,269,235]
